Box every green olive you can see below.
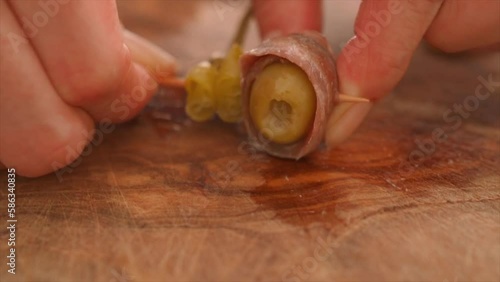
[185,61,217,122]
[249,62,316,145]
[215,44,243,123]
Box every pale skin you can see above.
[0,0,499,177]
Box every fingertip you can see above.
[109,62,158,123]
[326,62,375,148]
[123,29,178,78]
[253,0,322,39]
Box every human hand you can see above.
[0,0,176,177]
[253,0,500,147]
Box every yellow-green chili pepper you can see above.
[214,44,243,123]
[185,61,218,122]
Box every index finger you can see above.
[325,0,444,147]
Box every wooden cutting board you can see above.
[1,1,499,281]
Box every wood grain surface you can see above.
[1,1,499,281]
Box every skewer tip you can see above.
[156,76,186,89]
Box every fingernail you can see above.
[123,29,178,80]
[325,82,373,148]
[133,62,158,93]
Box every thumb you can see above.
[326,0,443,147]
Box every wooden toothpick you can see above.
[156,76,186,89]
[338,94,371,103]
